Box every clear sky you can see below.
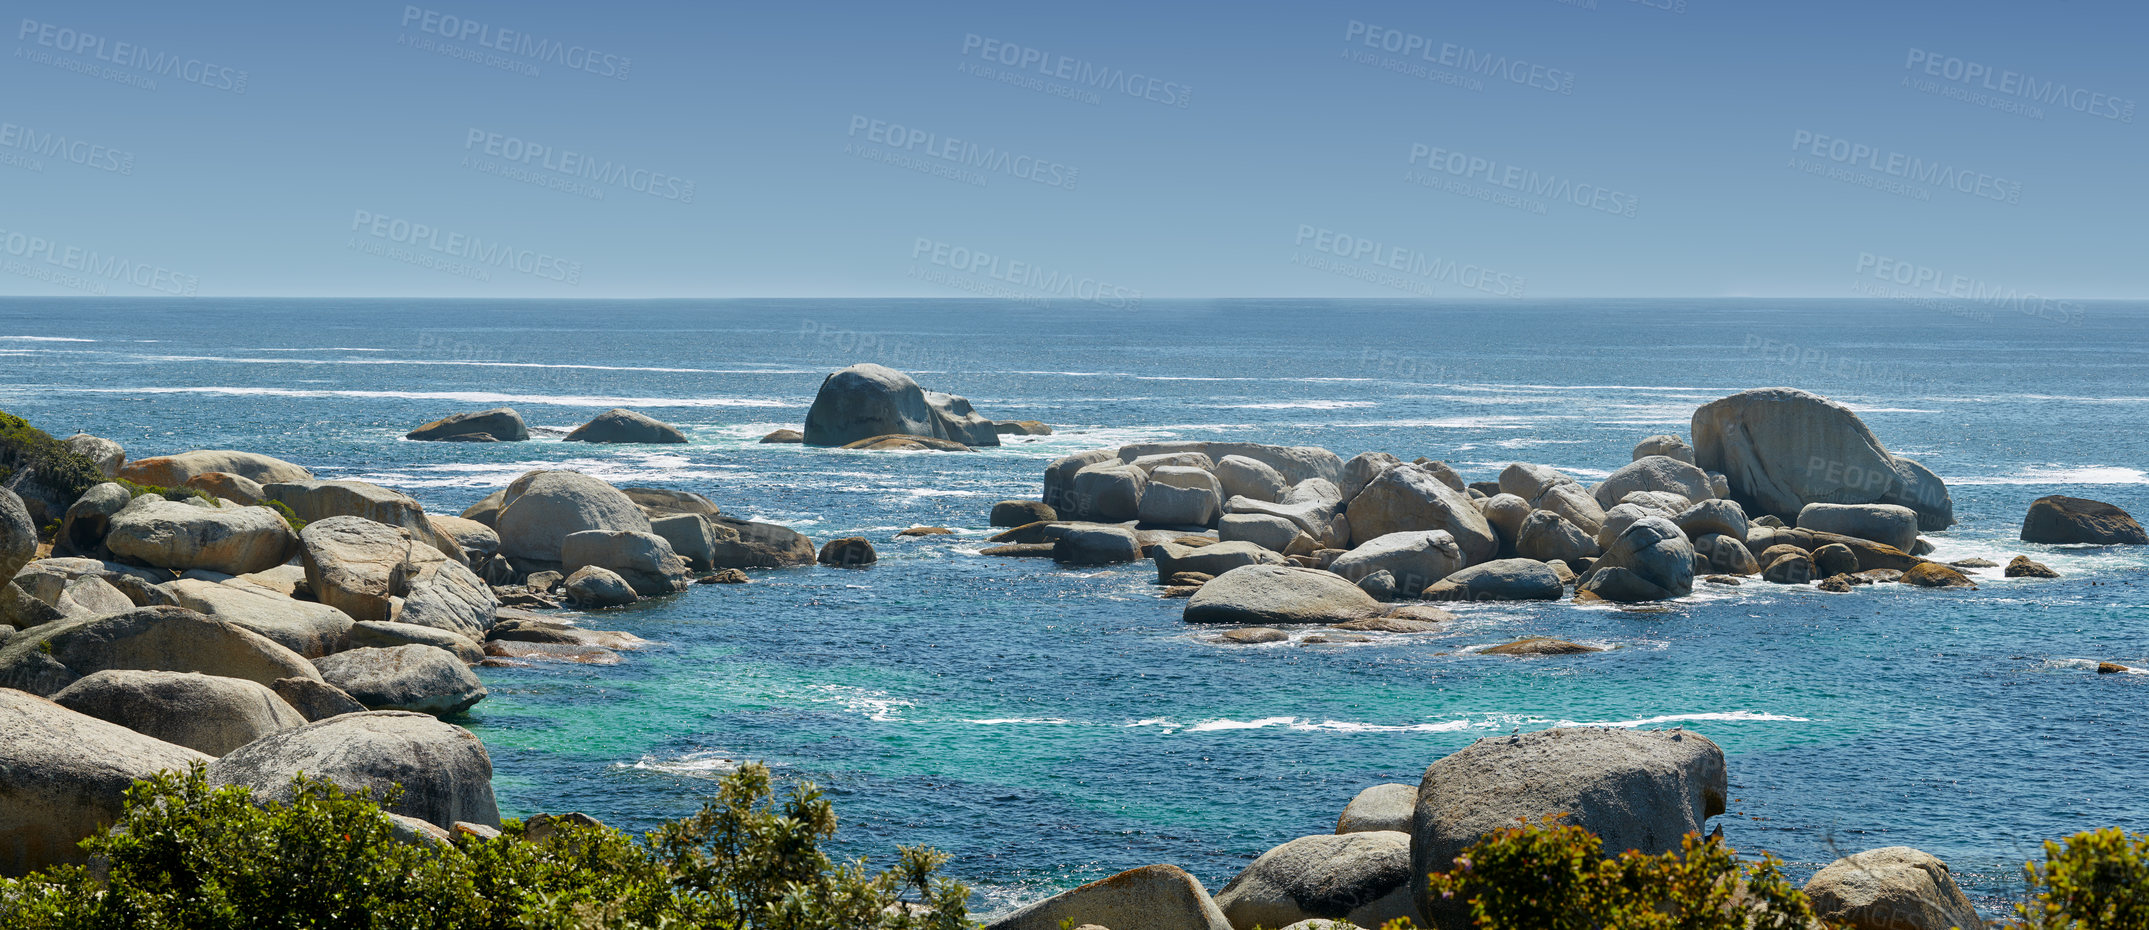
[1,0,2140,299]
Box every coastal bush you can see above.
[0,762,970,930]
[0,410,105,503]
[1422,818,1826,929]
[2012,827,2149,929]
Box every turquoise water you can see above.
[3,298,2145,915]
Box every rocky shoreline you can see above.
[1,370,2143,926]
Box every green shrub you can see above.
[263,498,308,532]
[1422,818,1826,930]
[2013,828,2149,929]
[0,761,971,930]
[0,411,105,504]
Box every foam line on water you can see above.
[64,386,791,408]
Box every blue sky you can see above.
[1,0,2140,298]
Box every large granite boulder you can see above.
[271,676,368,722]
[104,499,298,575]
[983,864,1231,930]
[707,516,816,568]
[1592,455,1713,510]
[185,471,266,505]
[118,450,312,488]
[991,500,1056,528]
[52,669,306,755]
[1423,559,1563,602]
[427,515,499,562]
[493,470,651,562]
[1328,531,1466,594]
[1579,516,1695,602]
[1138,481,1222,528]
[1071,463,1148,523]
[61,432,126,478]
[264,479,461,562]
[804,364,1000,447]
[1337,784,1416,835]
[1797,502,1920,552]
[1673,498,1749,542]
[1633,434,1696,464]
[1410,728,1728,925]
[1532,482,1608,537]
[1184,565,1380,626]
[648,514,716,572]
[2020,495,2146,545]
[3,489,41,579]
[0,606,321,695]
[1118,442,1343,487]
[0,689,210,875]
[1498,463,1579,502]
[1215,832,1417,930]
[1043,450,1119,515]
[1218,513,1303,553]
[560,530,689,596]
[52,482,131,559]
[3,558,135,628]
[563,566,638,608]
[1803,846,1983,930]
[1051,526,1142,566]
[621,487,722,519]
[1227,480,1349,549]
[1347,464,1497,564]
[313,645,486,716]
[563,408,688,444]
[1514,510,1598,563]
[406,408,529,442]
[207,710,500,830]
[349,620,484,664]
[1152,540,1286,581]
[163,578,354,658]
[1341,452,1405,502]
[299,516,496,636]
[1692,388,1952,530]
[1215,455,1289,503]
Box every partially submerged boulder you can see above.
[51,669,306,756]
[1691,388,1952,530]
[1410,728,1727,924]
[1052,526,1142,566]
[817,536,878,567]
[1152,540,1286,581]
[0,689,210,875]
[707,516,816,568]
[803,364,1001,448]
[563,566,637,608]
[1423,559,1563,602]
[407,408,529,442]
[1184,565,1380,626]
[563,408,688,444]
[991,500,1056,527]
[207,710,500,830]
[2020,495,2146,545]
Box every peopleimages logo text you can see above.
[1904,48,2133,122]
[350,210,582,284]
[1344,20,1574,94]
[17,19,249,92]
[1789,130,2019,203]
[400,7,630,79]
[1407,143,1637,217]
[846,116,1079,189]
[959,34,1190,108]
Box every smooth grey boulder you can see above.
[118,450,312,488]
[563,565,638,608]
[1150,465,1223,496]
[1341,452,1404,502]
[1138,482,1221,528]
[1592,455,1713,510]
[648,514,716,572]
[991,500,1057,527]
[1674,498,1749,542]
[1531,481,1607,537]
[350,620,485,664]
[52,669,306,756]
[407,408,529,442]
[272,676,368,722]
[563,408,688,444]
[105,499,298,575]
[207,710,500,830]
[1514,510,1598,564]
[494,470,652,562]
[1692,533,1760,575]
[1580,516,1695,602]
[1336,783,1416,834]
[0,689,210,875]
[313,645,486,716]
[2020,495,2147,545]
[1410,728,1728,926]
[1346,464,1497,563]
[1043,449,1119,515]
[53,482,129,559]
[1479,493,1531,554]
[1803,846,1983,930]
[187,472,267,505]
[427,515,499,562]
[707,516,816,568]
[1423,559,1562,602]
[1184,565,1380,626]
[1633,434,1696,464]
[1621,490,1692,518]
[1227,480,1348,549]
[922,390,1002,447]
[1692,387,1953,530]
[1071,463,1148,523]
[1215,832,1417,930]
[1152,540,1286,581]
[264,480,461,562]
[1328,531,1465,595]
[3,560,134,628]
[1215,454,1289,504]
[1595,502,1654,551]
[61,432,126,478]
[1051,526,1143,566]
[560,530,688,597]
[805,364,1000,447]
[299,516,493,634]
[1118,442,1343,487]
[621,487,722,519]
[982,863,1232,930]
[1797,503,1920,553]
[1129,452,1217,474]
[1219,513,1302,553]
[0,605,320,696]
[164,578,353,658]
[1497,463,1575,502]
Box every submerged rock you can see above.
[2005,555,2060,578]
[564,408,688,444]
[407,408,528,442]
[2020,495,2146,545]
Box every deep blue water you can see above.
[2,298,2145,917]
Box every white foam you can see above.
[617,751,741,776]
[1213,401,1380,410]
[1557,711,1809,728]
[1175,716,1477,734]
[965,717,1074,725]
[1949,466,2148,486]
[0,336,93,342]
[809,684,913,722]
[65,386,789,408]
[251,347,387,352]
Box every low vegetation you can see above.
[0,410,105,503]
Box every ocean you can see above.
[2,297,2144,917]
